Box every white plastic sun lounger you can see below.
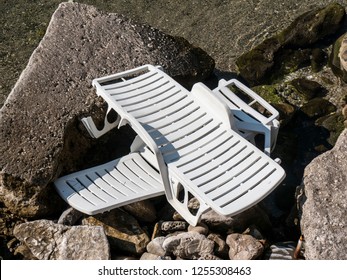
[212,80,280,155]
[58,64,284,226]
[54,65,285,225]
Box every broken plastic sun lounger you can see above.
[54,64,285,226]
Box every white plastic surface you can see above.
[90,64,285,225]
[54,151,164,215]
[212,79,280,155]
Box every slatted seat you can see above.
[83,64,286,225]
[54,148,164,215]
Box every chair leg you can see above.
[82,107,120,138]
[166,179,210,226]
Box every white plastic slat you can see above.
[135,96,194,123]
[65,178,107,206]
[217,88,261,125]
[101,70,156,90]
[130,91,188,118]
[186,143,252,181]
[143,104,202,132]
[114,161,155,192]
[203,158,269,199]
[109,77,168,101]
[123,157,162,188]
[55,180,98,211]
[163,127,228,163]
[121,85,180,111]
[192,147,258,187]
[177,134,238,174]
[219,168,284,215]
[86,171,128,199]
[76,175,117,203]
[154,115,214,147]
[54,152,166,215]
[149,110,208,140]
[105,73,163,95]
[95,168,138,196]
[212,164,276,208]
[160,119,223,155]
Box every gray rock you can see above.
[226,233,264,260]
[0,2,214,219]
[160,221,188,233]
[140,252,171,260]
[201,205,272,234]
[299,129,347,259]
[82,208,149,255]
[330,33,347,82]
[187,222,209,235]
[122,200,157,223]
[163,231,214,260]
[236,3,345,85]
[207,233,229,259]
[13,220,110,260]
[146,236,166,257]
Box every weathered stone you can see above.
[243,225,264,240]
[207,233,229,259]
[122,200,157,223]
[140,252,171,260]
[163,231,214,260]
[316,112,345,146]
[0,2,214,218]
[226,233,264,260]
[272,102,296,126]
[201,205,272,234]
[160,221,188,233]
[57,207,83,226]
[13,219,110,260]
[198,253,221,260]
[290,78,327,101]
[146,236,166,256]
[330,33,347,82]
[311,48,328,73]
[13,243,38,260]
[236,3,345,85]
[188,222,209,235]
[298,129,347,259]
[82,208,149,255]
[300,98,336,119]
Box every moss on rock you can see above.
[316,112,345,146]
[236,3,345,86]
[290,78,327,101]
[300,98,336,119]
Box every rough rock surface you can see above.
[82,208,150,255]
[13,219,110,260]
[162,231,215,259]
[236,3,346,85]
[330,32,347,82]
[0,2,214,218]
[201,205,272,234]
[226,233,264,260]
[299,129,347,259]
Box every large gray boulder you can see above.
[13,220,110,260]
[0,2,214,218]
[298,129,347,259]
